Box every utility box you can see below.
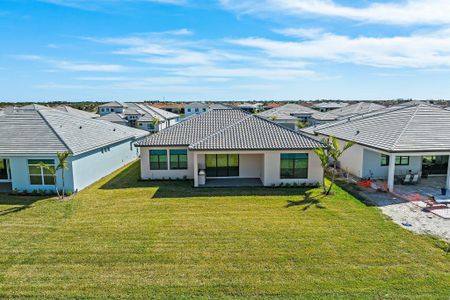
[198,169,206,185]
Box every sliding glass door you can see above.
[0,159,10,181]
[206,154,239,177]
[422,156,449,175]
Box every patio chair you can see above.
[411,174,419,185]
[401,174,412,185]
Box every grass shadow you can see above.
[101,161,315,198]
[0,195,50,217]
[286,192,326,211]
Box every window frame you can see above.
[149,150,168,170]
[280,153,309,179]
[381,155,410,166]
[169,149,188,170]
[28,159,56,186]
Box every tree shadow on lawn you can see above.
[285,191,326,211]
[101,162,315,198]
[0,194,50,217]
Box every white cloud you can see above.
[221,0,450,25]
[230,29,450,68]
[14,55,127,72]
[273,28,325,39]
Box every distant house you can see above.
[184,102,209,117]
[257,103,331,129]
[311,102,348,112]
[303,103,450,192]
[136,109,323,187]
[236,102,264,113]
[0,107,147,193]
[151,102,184,114]
[97,102,179,132]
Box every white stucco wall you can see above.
[262,150,322,186]
[239,154,263,178]
[71,139,140,191]
[336,141,365,178]
[362,149,422,179]
[140,146,194,180]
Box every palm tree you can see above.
[296,120,307,129]
[152,117,160,131]
[314,136,354,195]
[38,151,70,199]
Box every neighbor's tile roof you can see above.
[306,103,450,153]
[137,109,323,150]
[257,103,330,120]
[318,102,385,120]
[95,113,128,123]
[0,109,147,155]
[55,105,99,119]
[99,101,126,108]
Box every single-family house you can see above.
[136,109,323,187]
[0,107,148,193]
[236,102,264,113]
[257,103,331,129]
[184,102,209,117]
[303,103,450,192]
[97,102,179,132]
[311,102,348,112]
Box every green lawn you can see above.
[0,162,448,299]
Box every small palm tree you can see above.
[152,117,160,131]
[38,151,70,199]
[314,136,354,195]
[270,115,277,121]
[296,120,307,129]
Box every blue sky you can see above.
[1,0,450,101]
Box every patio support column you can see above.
[193,152,199,187]
[446,155,450,190]
[387,154,396,192]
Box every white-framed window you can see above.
[28,159,55,185]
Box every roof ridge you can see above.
[188,113,252,148]
[253,114,319,139]
[390,104,433,151]
[37,110,73,153]
[311,103,415,134]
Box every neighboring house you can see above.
[98,101,126,115]
[311,102,348,112]
[236,102,264,113]
[257,103,330,129]
[303,103,450,192]
[0,107,148,193]
[54,105,99,119]
[311,102,385,124]
[151,102,184,114]
[136,109,323,187]
[184,102,209,117]
[97,102,179,132]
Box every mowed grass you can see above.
[0,162,448,299]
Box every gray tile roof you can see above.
[318,102,385,120]
[137,109,323,150]
[95,113,128,124]
[312,102,348,109]
[0,109,148,155]
[257,103,330,121]
[55,105,99,119]
[307,103,450,153]
[99,101,126,108]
